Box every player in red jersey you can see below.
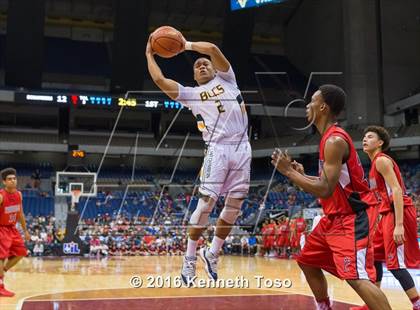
[260,221,267,255]
[289,218,298,255]
[277,217,290,258]
[295,213,307,255]
[0,168,30,297]
[271,85,391,310]
[273,218,282,257]
[357,126,420,310]
[262,219,274,256]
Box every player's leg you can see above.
[372,216,386,289]
[200,142,251,280]
[390,269,419,307]
[187,195,216,244]
[200,196,243,281]
[296,218,336,309]
[6,226,27,272]
[382,210,420,308]
[181,195,216,286]
[373,261,383,288]
[297,262,329,300]
[0,228,15,297]
[182,144,226,286]
[331,210,391,310]
[350,232,383,309]
[346,279,391,310]
[3,256,23,272]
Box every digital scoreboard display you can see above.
[230,0,285,11]
[13,91,184,111]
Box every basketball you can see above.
[151,26,185,58]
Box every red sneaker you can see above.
[350,305,369,310]
[0,287,15,297]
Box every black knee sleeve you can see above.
[390,268,415,291]
[374,261,383,283]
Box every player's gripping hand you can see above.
[145,34,156,57]
[393,224,405,245]
[292,161,304,175]
[271,148,293,176]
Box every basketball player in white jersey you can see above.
[146,35,251,285]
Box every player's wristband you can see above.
[185,41,193,51]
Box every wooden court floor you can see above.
[0,256,416,309]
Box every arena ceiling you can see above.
[0,0,302,39]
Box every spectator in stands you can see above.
[33,240,44,257]
[31,169,41,188]
[232,235,241,255]
[241,235,249,255]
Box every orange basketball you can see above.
[151,26,185,58]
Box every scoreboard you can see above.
[13,91,184,111]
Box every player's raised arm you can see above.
[186,41,230,73]
[272,136,348,198]
[145,35,179,100]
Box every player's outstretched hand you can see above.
[271,148,293,176]
[393,224,405,245]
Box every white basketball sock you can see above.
[186,238,198,257]
[209,236,224,256]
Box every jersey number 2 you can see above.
[216,100,225,113]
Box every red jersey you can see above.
[265,224,275,236]
[369,152,414,213]
[261,225,267,236]
[279,222,290,234]
[319,125,377,215]
[296,218,306,233]
[0,189,22,226]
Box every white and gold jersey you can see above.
[176,66,248,145]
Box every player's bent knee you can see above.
[390,269,415,291]
[346,279,372,291]
[297,261,322,273]
[346,279,360,290]
[219,198,243,225]
[189,196,215,228]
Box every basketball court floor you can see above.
[1,256,416,309]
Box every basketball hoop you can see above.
[71,189,82,205]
